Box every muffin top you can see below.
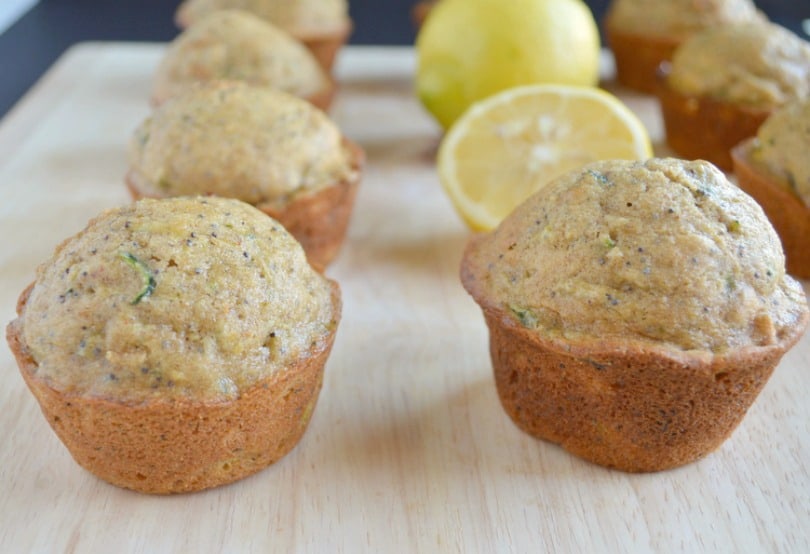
[606,0,762,40]
[153,10,331,103]
[749,99,810,207]
[128,81,357,209]
[667,22,810,109]
[462,158,808,354]
[176,0,350,36]
[19,197,338,402]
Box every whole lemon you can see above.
[416,0,601,129]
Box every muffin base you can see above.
[732,141,810,279]
[657,75,770,171]
[480,304,804,472]
[7,281,341,495]
[125,139,364,270]
[307,80,338,112]
[411,1,436,28]
[294,21,353,74]
[604,25,679,94]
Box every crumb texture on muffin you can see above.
[18,196,337,402]
[176,0,350,35]
[463,158,807,354]
[748,99,810,207]
[128,81,357,209]
[667,22,810,109]
[605,0,761,39]
[153,10,331,103]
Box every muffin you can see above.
[732,99,810,278]
[412,0,437,27]
[6,196,341,494]
[152,10,335,110]
[175,0,352,72]
[604,0,763,93]
[658,22,810,170]
[460,158,809,472]
[126,80,363,269]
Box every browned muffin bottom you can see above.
[657,71,770,170]
[605,26,679,93]
[257,140,364,270]
[472,292,804,472]
[296,21,352,73]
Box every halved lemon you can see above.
[437,84,653,231]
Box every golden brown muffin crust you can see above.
[667,22,810,110]
[152,10,332,105]
[18,196,337,402]
[605,0,762,40]
[176,0,350,37]
[747,99,810,207]
[129,81,357,210]
[462,158,807,354]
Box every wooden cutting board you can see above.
[0,43,807,553]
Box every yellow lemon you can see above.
[438,84,653,231]
[416,0,601,129]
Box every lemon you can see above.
[438,84,653,231]
[416,0,601,130]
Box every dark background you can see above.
[0,0,807,118]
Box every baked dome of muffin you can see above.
[732,99,810,277]
[127,81,363,267]
[658,21,810,169]
[603,0,763,92]
[464,158,804,352]
[175,0,352,71]
[152,10,333,109]
[667,22,810,110]
[606,0,761,41]
[130,81,353,207]
[742,99,810,207]
[7,196,341,493]
[20,197,336,400]
[176,0,349,35]
[461,158,809,472]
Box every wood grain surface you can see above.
[0,43,807,553]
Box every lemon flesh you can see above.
[438,84,653,231]
[416,0,601,129]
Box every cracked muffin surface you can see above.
[176,0,350,36]
[18,196,337,402]
[748,99,810,207]
[129,81,357,210]
[462,158,807,354]
[153,10,331,104]
[667,22,810,110]
[606,0,762,40]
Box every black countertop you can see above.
[0,0,806,119]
